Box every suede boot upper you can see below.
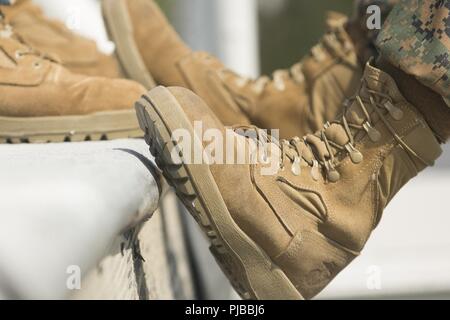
[153,62,442,299]
[0,30,144,117]
[1,0,122,78]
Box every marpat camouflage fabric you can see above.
[376,0,450,107]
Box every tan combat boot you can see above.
[1,0,122,78]
[103,0,365,138]
[135,62,442,299]
[0,16,146,143]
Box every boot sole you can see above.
[135,87,304,300]
[102,0,156,89]
[0,109,142,143]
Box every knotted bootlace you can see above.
[236,77,431,181]
[0,9,59,67]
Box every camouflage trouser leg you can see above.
[376,0,450,107]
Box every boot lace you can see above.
[230,62,305,95]
[227,27,352,95]
[0,9,59,67]
[237,77,431,182]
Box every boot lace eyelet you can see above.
[345,143,363,164]
[291,156,301,176]
[15,50,25,59]
[274,81,286,92]
[384,101,404,121]
[310,160,320,181]
[363,122,381,142]
[324,160,340,183]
